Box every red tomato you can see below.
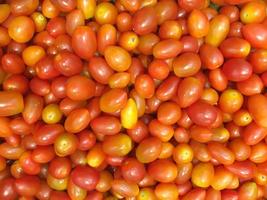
[187,101,218,127]
[242,23,267,49]
[248,94,267,128]
[71,165,100,191]
[222,58,252,82]
[71,26,97,60]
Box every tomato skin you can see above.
[187,101,217,127]
[179,0,205,12]
[206,188,221,200]
[209,69,228,92]
[238,182,258,200]
[177,77,203,108]
[135,74,155,99]
[156,75,180,101]
[242,23,267,49]
[0,178,18,200]
[248,94,267,128]
[153,39,183,59]
[121,158,146,183]
[33,124,64,146]
[49,157,72,179]
[66,75,95,101]
[1,53,25,74]
[191,162,214,188]
[221,190,238,200]
[205,15,230,47]
[173,52,201,77]
[188,9,209,38]
[225,160,256,179]
[181,188,206,200]
[219,37,251,58]
[64,108,91,133]
[15,175,41,197]
[90,115,121,136]
[136,137,162,163]
[229,138,251,161]
[54,51,83,77]
[222,58,252,82]
[199,44,224,70]
[132,7,157,35]
[148,159,177,183]
[97,24,117,54]
[207,142,235,165]
[71,165,100,191]
[249,49,267,74]
[0,91,24,117]
[72,26,97,60]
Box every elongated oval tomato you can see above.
[0,91,24,116]
[248,94,267,128]
[205,15,230,47]
[187,101,218,127]
[71,26,97,60]
[242,23,267,49]
[152,39,183,59]
[187,9,209,38]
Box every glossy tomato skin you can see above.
[242,23,267,49]
[72,26,97,60]
[71,165,100,191]
[132,7,157,35]
[0,91,24,117]
[187,101,217,127]
[222,58,252,82]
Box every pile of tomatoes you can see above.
[1,0,267,199]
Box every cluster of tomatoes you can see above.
[0,0,267,199]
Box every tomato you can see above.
[229,138,251,161]
[155,183,179,200]
[95,2,118,25]
[64,108,90,133]
[225,160,256,179]
[0,178,18,200]
[220,5,240,23]
[148,159,177,183]
[173,52,201,77]
[32,146,55,164]
[112,179,139,198]
[209,68,228,91]
[121,158,145,183]
[207,142,235,165]
[138,33,160,55]
[205,15,230,47]
[108,72,130,89]
[219,89,243,113]
[156,75,180,101]
[65,10,84,35]
[104,46,131,72]
[2,53,25,74]
[211,166,234,190]
[199,44,224,70]
[248,94,267,128]
[47,173,68,191]
[148,119,174,142]
[206,188,221,200]
[102,134,132,157]
[177,77,203,108]
[66,75,95,101]
[238,182,258,200]
[100,88,127,113]
[191,162,214,188]
[8,16,35,43]
[15,175,40,197]
[249,49,267,74]
[0,91,24,117]
[187,101,217,127]
[219,37,251,58]
[222,58,252,82]
[71,26,96,60]
[136,137,162,163]
[86,143,106,168]
[53,51,83,77]
[242,23,267,49]
[0,4,10,24]
[67,179,87,200]
[132,7,157,35]
[179,0,205,11]
[19,151,41,175]
[249,142,267,163]
[153,39,183,59]
[71,165,100,191]
[190,140,211,162]
[97,24,117,54]
[240,0,266,24]
[181,188,206,200]
[159,20,182,40]
[188,9,209,38]
[54,132,78,157]
[135,74,155,99]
